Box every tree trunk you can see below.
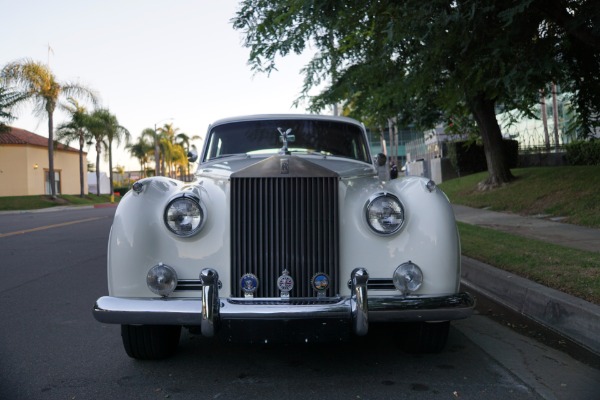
[469,93,514,189]
[47,112,56,198]
[154,127,160,176]
[108,141,114,195]
[79,133,85,197]
[95,143,101,196]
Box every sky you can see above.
[1,0,319,171]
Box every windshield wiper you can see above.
[209,153,248,161]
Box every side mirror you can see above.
[187,148,198,163]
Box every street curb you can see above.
[0,203,118,215]
[461,256,600,356]
[93,203,118,208]
[0,205,94,215]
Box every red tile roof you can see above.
[0,127,82,153]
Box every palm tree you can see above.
[140,127,160,176]
[55,98,93,197]
[127,135,153,177]
[157,123,180,177]
[163,140,187,178]
[86,110,108,196]
[1,59,97,198]
[175,132,202,179]
[141,126,167,176]
[156,124,201,178]
[88,108,130,195]
[0,86,25,132]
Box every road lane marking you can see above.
[0,217,105,238]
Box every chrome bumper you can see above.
[93,268,475,337]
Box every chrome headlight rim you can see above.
[163,194,206,237]
[364,192,406,235]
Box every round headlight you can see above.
[393,261,423,294]
[365,193,405,235]
[164,196,204,237]
[147,263,178,297]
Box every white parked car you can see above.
[93,114,474,359]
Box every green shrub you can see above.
[565,140,600,165]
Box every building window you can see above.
[44,170,61,195]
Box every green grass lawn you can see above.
[0,194,116,211]
[440,166,600,228]
[458,222,600,304]
[440,166,600,304]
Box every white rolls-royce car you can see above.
[93,114,474,359]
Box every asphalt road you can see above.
[0,207,599,400]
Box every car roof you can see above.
[208,114,364,129]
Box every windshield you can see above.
[203,119,371,163]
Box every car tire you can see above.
[401,321,450,354]
[121,324,181,360]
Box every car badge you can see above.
[280,158,290,174]
[277,269,294,299]
[311,273,330,298]
[240,273,259,298]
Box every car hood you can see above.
[196,154,377,180]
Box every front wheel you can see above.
[401,321,450,353]
[121,325,181,360]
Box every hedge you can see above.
[565,140,600,166]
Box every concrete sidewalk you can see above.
[453,204,600,253]
[453,204,600,356]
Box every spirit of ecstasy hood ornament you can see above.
[277,127,294,155]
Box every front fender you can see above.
[338,176,460,296]
[107,176,229,297]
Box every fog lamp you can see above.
[147,263,178,297]
[393,261,423,295]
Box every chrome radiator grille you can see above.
[231,176,339,298]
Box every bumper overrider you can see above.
[93,268,475,337]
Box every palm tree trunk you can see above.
[108,141,114,195]
[47,112,56,198]
[79,133,85,197]
[95,143,101,196]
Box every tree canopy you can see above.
[1,59,97,196]
[233,0,600,187]
[86,108,130,195]
[0,86,25,132]
[56,98,93,197]
[127,133,154,177]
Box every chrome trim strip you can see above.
[368,293,476,322]
[178,278,396,292]
[220,298,351,319]
[93,292,474,327]
[93,296,203,325]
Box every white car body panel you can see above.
[95,114,473,355]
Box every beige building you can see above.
[0,127,87,196]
